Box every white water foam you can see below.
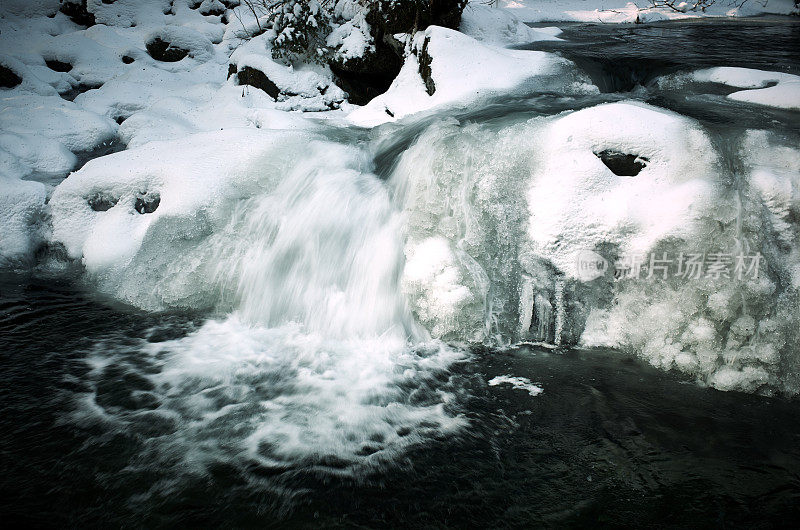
[65,129,469,479]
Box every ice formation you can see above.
[693,67,800,111]
[389,101,800,394]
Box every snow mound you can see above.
[693,67,800,111]
[231,51,347,111]
[0,177,47,265]
[526,101,721,276]
[88,0,173,28]
[496,0,799,23]
[0,94,117,153]
[349,26,595,127]
[145,25,215,63]
[1,0,59,18]
[0,133,77,181]
[460,4,562,46]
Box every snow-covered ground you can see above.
[498,0,799,23]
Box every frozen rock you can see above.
[349,26,595,126]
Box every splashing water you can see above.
[71,135,469,481]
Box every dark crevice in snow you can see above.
[135,193,161,214]
[59,82,104,102]
[73,139,125,173]
[146,38,189,62]
[87,193,119,212]
[594,150,649,176]
[0,63,22,88]
[236,66,280,99]
[44,59,73,73]
[59,0,96,27]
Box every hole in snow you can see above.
[135,193,160,214]
[87,193,119,212]
[594,149,649,177]
[44,59,73,73]
[0,63,22,88]
[146,38,189,63]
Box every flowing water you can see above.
[2,19,800,527]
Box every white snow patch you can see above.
[693,67,800,111]
[488,375,544,396]
[495,0,798,23]
[460,4,562,46]
[527,101,722,277]
[0,94,117,152]
[0,177,47,264]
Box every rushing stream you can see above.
[2,19,800,527]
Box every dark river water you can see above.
[3,19,800,528]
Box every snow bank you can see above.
[1,0,59,18]
[526,101,722,276]
[460,4,562,45]
[0,94,117,153]
[231,49,347,111]
[349,26,595,127]
[496,0,799,23]
[0,177,47,265]
[693,67,800,111]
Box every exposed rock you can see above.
[417,37,435,96]
[326,1,465,105]
[146,37,190,62]
[45,59,73,73]
[236,66,280,99]
[135,193,160,214]
[199,0,226,16]
[121,55,135,64]
[59,0,96,27]
[227,63,237,79]
[329,41,403,105]
[0,64,22,89]
[87,193,118,212]
[366,0,467,35]
[594,149,649,176]
[60,82,103,102]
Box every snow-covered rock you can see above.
[349,26,595,126]
[48,128,360,309]
[231,51,347,111]
[526,101,723,276]
[0,177,47,265]
[460,4,562,46]
[693,67,800,111]
[0,94,117,153]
